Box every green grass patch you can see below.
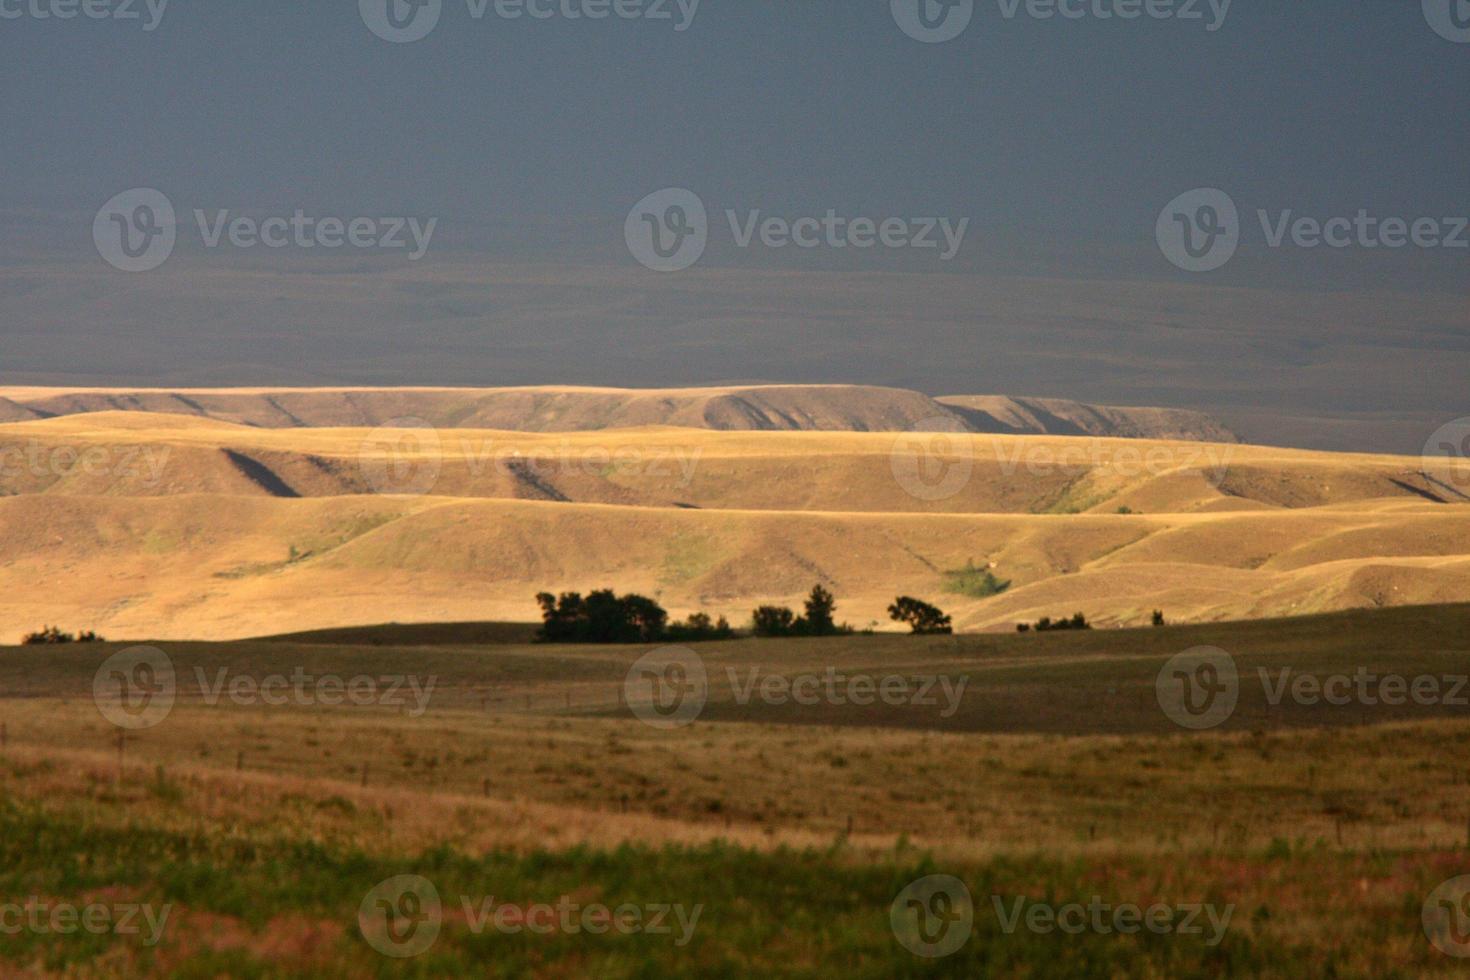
[0,797,1441,978]
[942,561,1011,599]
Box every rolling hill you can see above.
[0,384,1237,441]
[2,407,1467,642]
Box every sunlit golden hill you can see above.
[1,409,1466,642]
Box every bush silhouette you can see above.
[21,626,101,645]
[1030,612,1091,632]
[665,612,734,642]
[751,605,798,637]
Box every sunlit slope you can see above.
[4,411,1468,640]
[0,383,1236,441]
[1,411,1462,513]
[4,488,1470,641]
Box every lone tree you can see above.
[1152,610,1166,627]
[804,585,837,636]
[888,597,953,635]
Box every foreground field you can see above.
[2,605,1469,975]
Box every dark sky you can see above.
[1,1,1466,451]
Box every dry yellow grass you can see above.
[3,610,1469,976]
[2,411,1468,641]
[5,617,1469,861]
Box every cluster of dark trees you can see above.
[535,590,733,644]
[22,627,103,645]
[1014,611,1166,632]
[666,612,736,642]
[750,586,849,637]
[1017,613,1091,633]
[535,584,964,643]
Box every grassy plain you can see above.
[1,605,1468,975]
